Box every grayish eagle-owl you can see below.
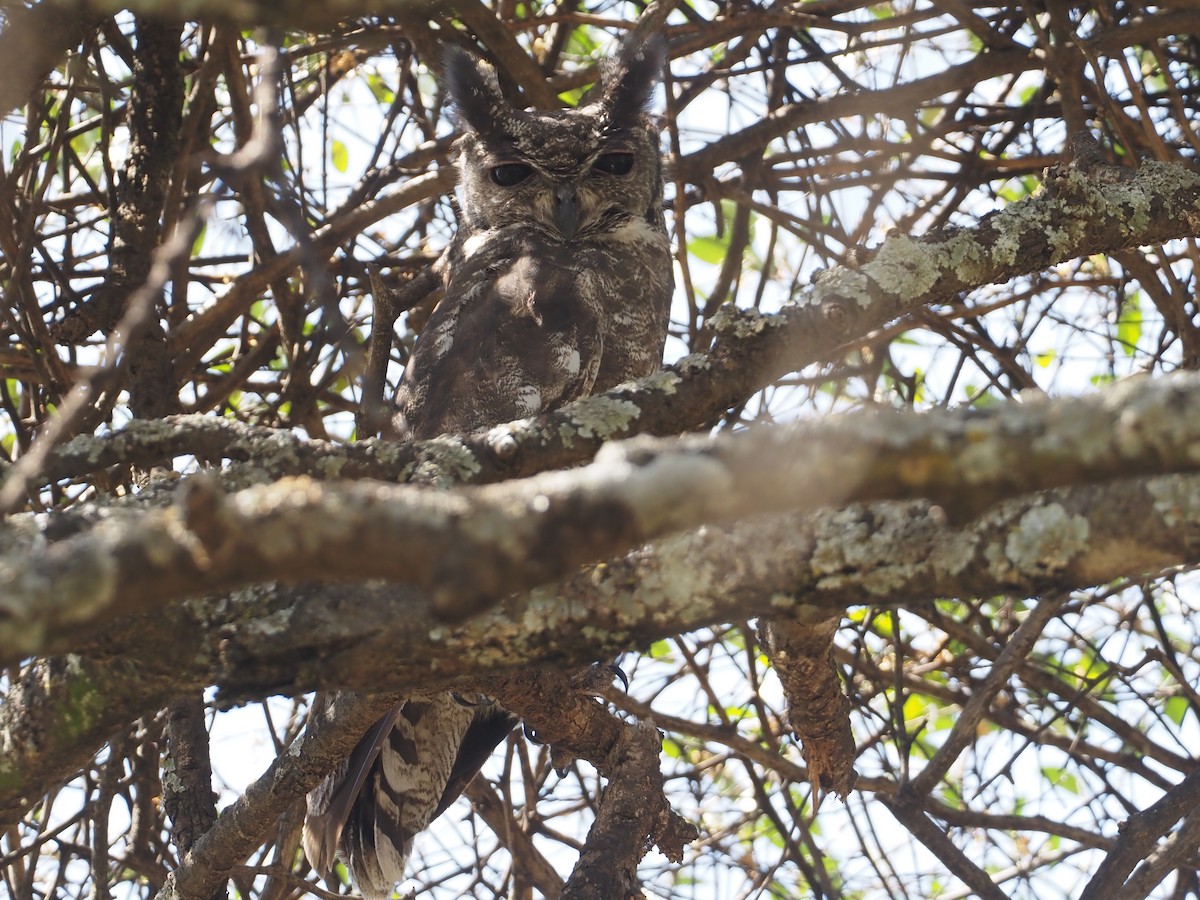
[303,31,672,898]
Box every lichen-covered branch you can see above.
[16,158,1200,499]
[4,462,1200,823]
[208,468,1200,701]
[5,370,1200,664]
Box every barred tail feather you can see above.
[305,695,508,898]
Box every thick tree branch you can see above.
[207,465,1200,701]
[6,370,1200,662]
[0,652,201,821]
[4,462,1200,820]
[16,156,1200,499]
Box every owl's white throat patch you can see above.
[606,217,667,245]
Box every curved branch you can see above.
[21,157,1200,498]
[4,463,1200,819]
[559,718,672,900]
[6,369,1200,663]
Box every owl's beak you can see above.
[553,183,579,240]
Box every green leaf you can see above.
[997,180,1029,203]
[902,693,932,724]
[191,222,207,256]
[1041,766,1080,794]
[365,74,395,104]
[1165,694,1190,726]
[557,86,587,107]
[1116,291,1142,356]
[964,384,1001,408]
[565,27,601,58]
[648,639,673,660]
[688,235,729,265]
[918,106,943,128]
[331,140,349,173]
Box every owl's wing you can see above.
[395,237,604,440]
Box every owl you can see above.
[304,32,672,899]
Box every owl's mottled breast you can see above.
[395,215,669,440]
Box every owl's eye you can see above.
[490,163,534,187]
[592,152,635,176]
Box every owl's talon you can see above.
[607,663,630,692]
[523,722,544,745]
[570,660,630,696]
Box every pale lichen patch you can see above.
[673,353,710,376]
[996,501,1089,578]
[811,508,869,579]
[1044,224,1070,253]
[812,266,873,309]
[987,226,1020,269]
[866,234,939,300]
[1148,475,1200,530]
[634,546,718,622]
[809,507,914,596]
[410,436,483,485]
[315,454,349,479]
[636,366,684,394]
[929,526,978,578]
[561,395,642,442]
[711,304,773,337]
[522,583,576,634]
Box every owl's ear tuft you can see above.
[443,45,506,133]
[601,33,667,124]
